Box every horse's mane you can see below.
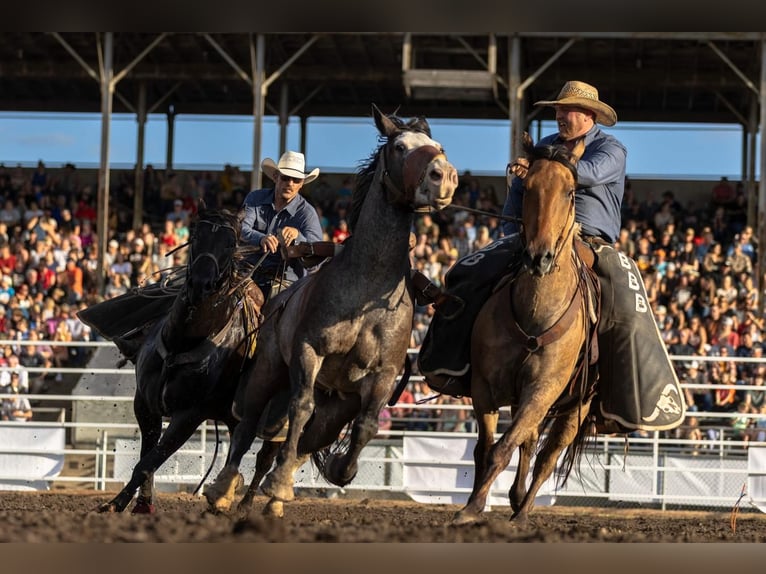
[528,144,579,183]
[347,113,432,232]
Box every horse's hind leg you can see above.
[319,373,394,488]
[98,397,161,513]
[235,440,280,517]
[512,400,592,528]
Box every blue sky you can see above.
[0,111,756,181]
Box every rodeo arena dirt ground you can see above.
[1,490,766,543]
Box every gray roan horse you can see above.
[453,133,600,527]
[88,206,264,513]
[204,104,458,516]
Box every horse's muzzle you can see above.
[522,248,555,276]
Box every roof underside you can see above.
[0,32,761,126]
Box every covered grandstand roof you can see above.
[0,32,762,126]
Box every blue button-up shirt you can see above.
[240,188,324,281]
[502,125,627,243]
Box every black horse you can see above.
[204,104,458,517]
[80,205,264,513]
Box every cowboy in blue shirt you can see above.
[502,113,626,243]
[241,151,324,299]
[419,81,684,433]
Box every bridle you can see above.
[521,147,579,269]
[187,218,239,293]
[379,136,444,211]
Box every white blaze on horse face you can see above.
[398,131,457,210]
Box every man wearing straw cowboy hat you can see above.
[241,150,324,300]
[419,81,684,433]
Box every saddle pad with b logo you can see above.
[593,244,686,431]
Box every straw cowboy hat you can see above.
[261,151,320,184]
[534,80,618,127]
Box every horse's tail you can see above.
[543,404,598,489]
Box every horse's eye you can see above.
[395,142,406,153]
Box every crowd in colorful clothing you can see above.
[0,161,763,444]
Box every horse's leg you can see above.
[261,346,322,502]
[206,348,287,513]
[235,440,280,517]
[98,395,161,513]
[509,429,538,514]
[297,389,361,453]
[454,396,542,525]
[320,373,394,488]
[99,411,203,514]
[512,399,592,528]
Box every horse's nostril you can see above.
[429,168,443,182]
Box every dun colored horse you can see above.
[453,133,599,527]
[85,206,264,513]
[205,104,458,516]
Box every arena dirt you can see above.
[1,491,765,542]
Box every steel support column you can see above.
[252,33,265,190]
[96,33,114,295]
[757,37,766,312]
[508,35,522,163]
[133,81,147,231]
[279,82,289,155]
[748,97,758,230]
[166,106,175,173]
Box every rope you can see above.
[193,421,220,495]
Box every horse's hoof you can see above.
[452,510,483,526]
[263,499,284,518]
[131,502,156,515]
[204,471,244,513]
[97,502,117,513]
[325,454,357,487]
[261,473,295,502]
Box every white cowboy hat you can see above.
[261,151,320,184]
[534,80,618,127]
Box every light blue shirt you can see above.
[240,188,324,281]
[502,125,627,243]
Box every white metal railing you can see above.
[0,338,765,510]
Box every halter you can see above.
[380,140,444,211]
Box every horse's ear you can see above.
[236,207,246,227]
[372,103,397,138]
[521,132,534,155]
[570,138,586,163]
[410,116,432,138]
[198,198,207,213]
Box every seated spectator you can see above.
[743,372,766,414]
[1,372,32,421]
[730,402,753,445]
[390,382,415,432]
[377,407,392,435]
[753,404,766,442]
[711,176,736,207]
[682,361,712,412]
[674,415,704,455]
[332,219,350,244]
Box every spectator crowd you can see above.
[0,160,764,448]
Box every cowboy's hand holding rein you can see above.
[508,158,529,182]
